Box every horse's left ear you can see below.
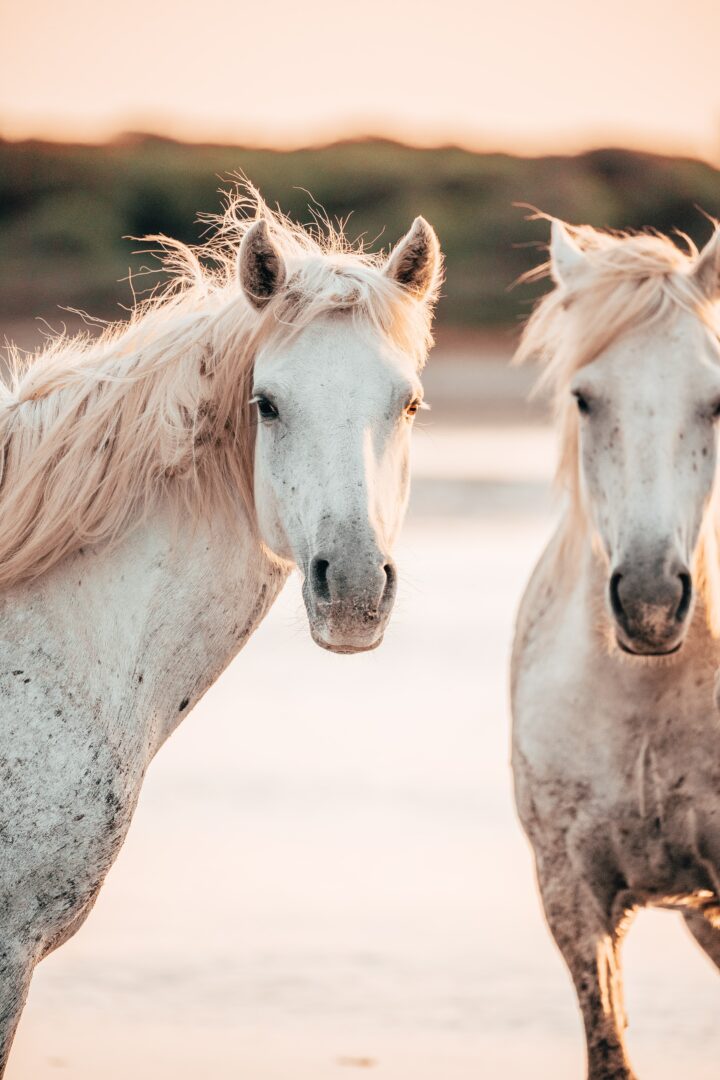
[237,219,287,308]
[692,227,720,300]
[385,217,441,299]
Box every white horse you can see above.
[0,192,441,1071]
[512,218,720,1079]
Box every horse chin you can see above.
[313,630,386,656]
[309,623,385,656]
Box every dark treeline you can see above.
[1,135,719,327]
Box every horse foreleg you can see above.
[0,942,35,1077]
[683,909,720,971]
[536,859,638,1080]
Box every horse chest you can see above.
[0,517,288,966]
[515,633,720,904]
[0,675,146,951]
[560,717,720,904]
[588,783,718,902]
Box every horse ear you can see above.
[385,217,441,299]
[550,220,588,286]
[237,219,287,308]
[692,228,720,300]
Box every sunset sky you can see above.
[2,0,720,160]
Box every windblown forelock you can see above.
[0,184,438,591]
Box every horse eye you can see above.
[573,391,591,416]
[405,398,423,418]
[711,400,720,420]
[251,396,278,421]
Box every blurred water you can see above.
[7,422,720,1079]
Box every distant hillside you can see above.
[1,136,718,326]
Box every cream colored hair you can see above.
[0,188,439,590]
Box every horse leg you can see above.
[0,942,35,1077]
[683,909,720,971]
[537,860,637,1080]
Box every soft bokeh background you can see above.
[3,1,720,1076]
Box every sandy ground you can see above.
[2,325,720,1077]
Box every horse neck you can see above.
[0,500,289,761]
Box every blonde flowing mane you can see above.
[516,218,720,632]
[0,188,438,591]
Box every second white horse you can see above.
[513,218,720,1079]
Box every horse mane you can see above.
[0,185,438,591]
[516,218,720,634]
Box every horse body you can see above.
[0,193,441,1070]
[512,221,720,1078]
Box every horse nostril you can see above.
[609,571,625,620]
[676,571,693,623]
[381,562,397,604]
[310,556,396,610]
[311,557,331,604]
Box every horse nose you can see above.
[309,554,396,613]
[609,560,693,643]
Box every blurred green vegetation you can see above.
[1,135,719,326]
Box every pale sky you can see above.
[2,0,720,160]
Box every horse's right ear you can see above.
[385,217,441,299]
[692,227,720,300]
[550,220,588,287]
[237,220,287,308]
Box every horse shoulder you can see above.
[511,525,619,836]
[511,521,592,722]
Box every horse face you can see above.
[571,311,720,656]
[251,315,423,654]
[237,215,439,655]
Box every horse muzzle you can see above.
[303,553,397,654]
[608,558,693,656]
